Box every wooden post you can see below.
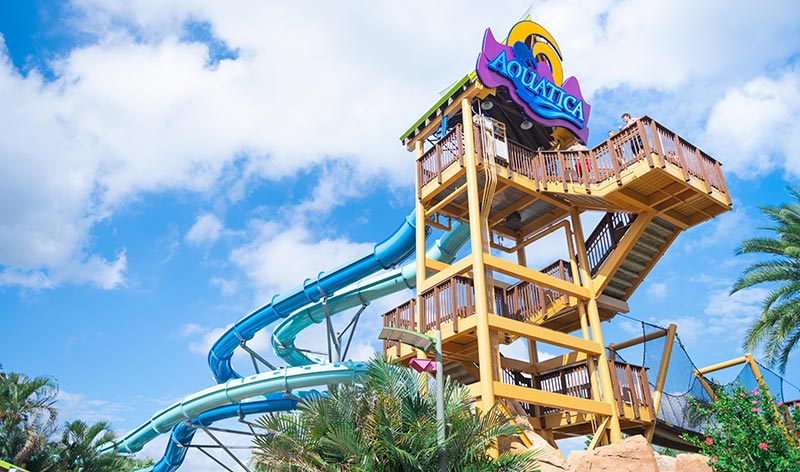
[647,119,665,168]
[414,140,429,360]
[461,98,497,415]
[572,207,623,442]
[671,135,691,182]
[636,120,654,168]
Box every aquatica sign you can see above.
[476,21,591,143]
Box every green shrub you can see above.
[684,384,800,471]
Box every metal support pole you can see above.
[436,330,446,472]
[322,298,341,362]
[199,426,253,472]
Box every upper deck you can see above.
[417,115,731,238]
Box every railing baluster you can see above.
[637,120,654,168]
[695,149,713,194]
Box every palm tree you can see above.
[252,357,539,471]
[732,187,800,372]
[0,371,59,467]
[52,420,124,472]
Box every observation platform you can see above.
[385,76,731,449]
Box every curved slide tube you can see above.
[114,216,469,471]
[272,221,470,366]
[209,211,425,382]
[142,222,469,471]
[100,362,367,454]
[148,391,318,472]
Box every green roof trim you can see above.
[399,71,476,143]
[0,459,30,472]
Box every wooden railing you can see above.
[609,360,655,420]
[417,123,464,188]
[505,259,573,323]
[533,362,594,416]
[501,360,654,420]
[416,116,729,202]
[383,260,574,335]
[584,212,637,275]
[417,276,508,333]
[382,299,416,356]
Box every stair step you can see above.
[630,248,654,262]
[634,239,661,254]
[646,219,675,237]
[616,266,640,279]
[609,277,633,289]
[640,230,668,246]
[603,285,627,298]
[444,362,476,384]
[621,259,647,273]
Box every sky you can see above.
[1,0,799,469]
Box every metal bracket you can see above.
[234,332,276,372]
[198,426,253,472]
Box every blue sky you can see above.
[1,0,800,467]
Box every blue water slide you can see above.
[272,221,469,366]
[209,211,425,382]
[144,391,318,472]
[100,362,367,455]
[138,221,469,471]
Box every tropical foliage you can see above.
[0,367,153,471]
[252,357,539,472]
[0,371,59,468]
[684,384,800,472]
[733,187,800,372]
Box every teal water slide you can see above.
[102,216,470,471]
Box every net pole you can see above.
[644,323,676,441]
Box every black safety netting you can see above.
[606,315,800,440]
[608,315,713,435]
[734,360,800,405]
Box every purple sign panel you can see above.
[476,28,591,143]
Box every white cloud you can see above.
[703,287,769,338]
[57,390,131,424]
[210,276,239,296]
[660,286,769,347]
[704,68,800,178]
[646,282,667,299]
[186,213,224,246]
[1,0,797,290]
[681,206,753,252]
[230,220,373,299]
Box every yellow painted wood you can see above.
[592,212,655,296]
[461,98,496,413]
[419,162,466,204]
[587,417,610,450]
[571,207,622,442]
[416,257,472,293]
[488,314,603,355]
[493,382,613,416]
[534,351,589,374]
[425,182,468,217]
[424,259,450,273]
[484,254,591,299]
[414,140,429,359]
[609,325,670,351]
[746,354,794,444]
[646,323,676,442]
[496,401,533,448]
[697,356,747,375]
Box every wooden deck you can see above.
[417,116,730,237]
